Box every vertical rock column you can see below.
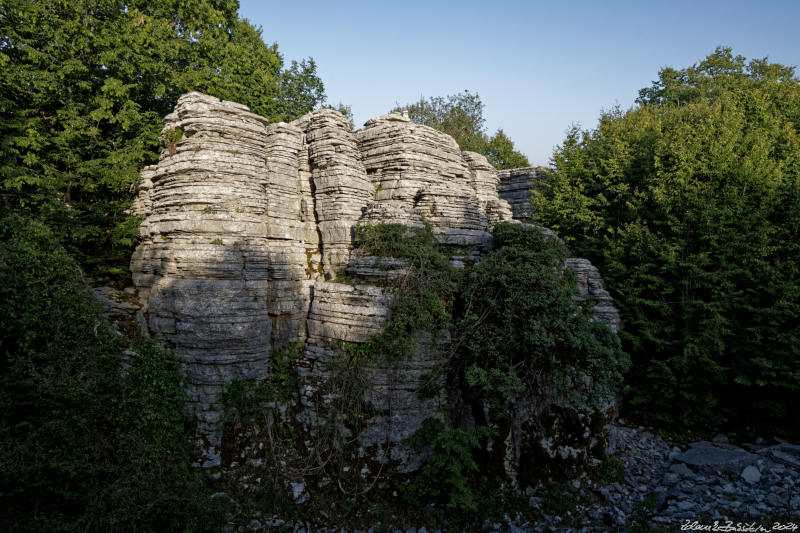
[462,150,514,228]
[288,110,384,459]
[295,109,374,275]
[496,166,546,221]
[351,114,496,469]
[354,113,491,247]
[263,123,321,346]
[564,258,622,333]
[130,93,273,465]
[128,165,155,219]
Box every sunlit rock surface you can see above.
[130,92,621,476]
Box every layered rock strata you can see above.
[130,94,275,459]
[130,92,623,476]
[130,93,516,467]
[565,258,622,333]
[497,166,546,221]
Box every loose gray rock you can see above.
[712,433,730,444]
[741,465,761,483]
[674,442,758,468]
[670,462,694,476]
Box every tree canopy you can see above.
[486,128,531,170]
[532,48,800,435]
[397,91,530,170]
[0,0,325,279]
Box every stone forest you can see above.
[2,4,799,530]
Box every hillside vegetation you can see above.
[1,0,798,525]
[0,216,225,532]
[532,47,800,436]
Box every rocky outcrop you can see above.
[565,258,622,333]
[130,93,514,468]
[355,112,498,247]
[129,92,623,479]
[129,94,275,460]
[497,166,546,221]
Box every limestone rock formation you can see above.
[497,166,546,221]
[130,93,514,467]
[565,258,622,333]
[129,92,623,481]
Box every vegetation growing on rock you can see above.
[347,222,629,519]
[456,222,629,417]
[352,221,461,362]
[2,8,797,526]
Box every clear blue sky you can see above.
[238,0,800,166]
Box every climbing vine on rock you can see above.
[353,222,630,517]
[351,221,461,362]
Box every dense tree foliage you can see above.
[0,0,325,279]
[403,91,487,153]
[456,223,629,418]
[0,215,226,532]
[485,128,531,170]
[532,48,800,435]
[397,91,530,169]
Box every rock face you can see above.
[565,258,622,333]
[497,167,546,221]
[130,93,512,467]
[129,92,623,476]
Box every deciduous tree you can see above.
[397,91,529,168]
[0,0,325,279]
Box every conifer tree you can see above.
[533,48,800,434]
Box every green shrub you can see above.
[455,223,630,420]
[394,222,629,520]
[541,482,576,514]
[352,221,460,362]
[596,457,627,483]
[403,417,492,514]
[0,214,220,532]
[627,493,660,532]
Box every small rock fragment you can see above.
[741,465,761,484]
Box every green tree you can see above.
[533,48,800,434]
[456,223,629,420]
[0,0,325,279]
[402,90,488,153]
[486,128,530,169]
[397,91,529,168]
